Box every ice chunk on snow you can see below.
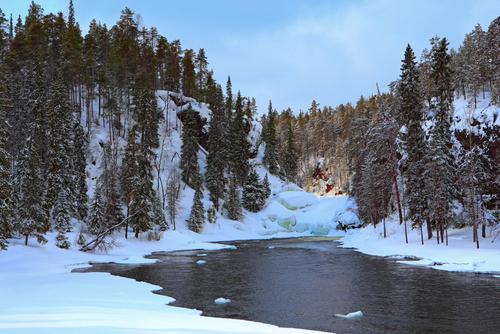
[278,216,297,230]
[214,297,231,305]
[334,310,364,320]
[268,246,276,249]
[276,191,319,210]
[196,260,207,265]
[196,253,208,257]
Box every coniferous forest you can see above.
[0,1,498,254]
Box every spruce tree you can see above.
[242,167,265,212]
[181,49,196,97]
[227,92,250,184]
[188,187,204,233]
[205,81,226,210]
[426,38,456,245]
[224,176,242,221]
[263,173,271,199]
[180,104,201,188]
[398,45,428,242]
[52,189,72,249]
[129,145,155,238]
[73,121,88,221]
[263,101,279,174]
[47,73,73,212]
[281,119,298,182]
[207,205,217,224]
[87,184,106,236]
[195,48,208,101]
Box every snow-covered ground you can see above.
[340,218,500,274]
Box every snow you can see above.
[341,217,500,274]
[214,297,232,305]
[196,260,207,265]
[334,311,364,320]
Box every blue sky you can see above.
[2,0,499,113]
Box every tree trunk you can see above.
[420,222,424,245]
[383,217,387,238]
[392,172,403,225]
[474,223,479,249]
[24,234,28,246]
[440,225,444,243]
[426,219,433,240]
[482,223,486,238]
[445,225,448,246]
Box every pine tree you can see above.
[188,187,204,232]
[224,176,242,220]
[398,45,428,242]
[263,101,279,174]
[165,167,181,230]
[207,205,217,224]
[73,121,88,221]
[52,189,72,249]
[47,73,74,212]
[281,119,298,182]
[426,38,456,245]
[87,185,106,236]
[129,145,156,238]
[180,104,201,188]
[242,167,265,212]
[195,48,208,101]
[227,92,250,184]
[165,40,181,92]
[263,173,271,199]
[181,49,196,97]
[205,81,226,210]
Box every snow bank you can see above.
[341,217,500,274]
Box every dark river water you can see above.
[79,237,500,334]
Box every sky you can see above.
[2,0,499,113]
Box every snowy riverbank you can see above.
[340,218,500,274]
[0,189,354,334]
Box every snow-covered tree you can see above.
[188,187,204,232]
[242,167,265,212]
[52,190,72,249]
[224,177,241,221]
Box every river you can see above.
[79,237,500,333]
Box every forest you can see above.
[0,1,498,252]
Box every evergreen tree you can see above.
[87,184,106,236]
[205,81,226,210]
[188,187,204,232]
[0,70,13,250]
[398,45,428,242]
[227,92,250,184]
[224,176,241,221]
[207,205,217,224]
[100,143,123,228]
[195,48,208,101]
[281,118,298,182]
[180,105,201,188]
[263,101,279,174]
[426,38,456,245]
[263,173,271,199]
[73,121,88,221]
[242,167,265,212]
[47,73,73,212]
[181,49,196,97]
[129,144,163,238]
[165,40,181,92]
[52,189,72,249]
